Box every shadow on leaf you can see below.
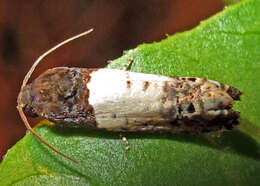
[42,118,260,162]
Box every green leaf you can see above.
[1,0,260,185]
[224,0,244,6]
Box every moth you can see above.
[17,29,242,163]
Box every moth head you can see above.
[16,29,94,164]
[17,67,88,123]
[17,84,39,118]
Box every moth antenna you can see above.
[21,28,94,89]
[17,28,94,163]
[17,107,78,163]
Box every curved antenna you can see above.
[17,107,78,163]
[17,28,94,163]
[21,29,94,89]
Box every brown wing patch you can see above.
[126,80,132,88]
[143,81,150,91]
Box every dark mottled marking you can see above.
[188,78,196,82]
[20,67,98,128]
[160,106,177,120]
[183,83,191,92]
[23,105,38,118]
[224,124,233,130]
[126,80,131,88]
[143,81,149,91]
[227,87,242,100]
[111,113,117,118]
[195,84,201,90]
[163,81,176,101]
[220,83,225,90]
[187,103,195,113]
[178,82,184,88]
[163,81,170,92]
[176,96,180,104]
[169,120,179,126]
[168,88,176,101]
[58,90,77,103]
[161,96,167,104]
[178,104,183,114]
[190,93,195,99]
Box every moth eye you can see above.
[23,105,38,118]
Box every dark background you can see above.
[0,0,225,162]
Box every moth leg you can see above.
[120,133,130,150]
[122,58,133,71]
